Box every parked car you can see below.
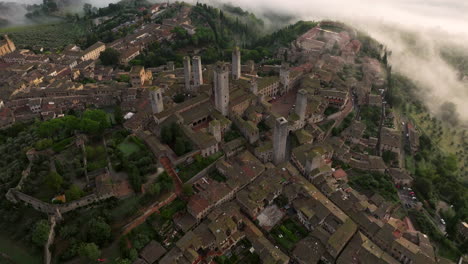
[441,219,446,225]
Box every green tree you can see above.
[174,137,186,156]
[148,183,162,196]
[99,48,121,66]
[45,171,63,191]
[80,118,101,135]
[114,258,132,264]
[83,3,93,16]
[32,219,50,247]
[182,184,194,196]
[35,138,53,150]
[87,217,111,246]
[114,106,124,125]
[65,185,84,201]
[414,177,433,199]
[78,242,100,261]
[161,125,173,144]
[83,109,110,129]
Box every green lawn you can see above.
[117,140,141,157]
[177,152,223,182]
[271,218,308,251]
[0,235,41,264]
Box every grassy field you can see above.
[271,218,308,251]
[0,22,88,49]
[0,235,41,264]
[177,152,223,182]
[117,140,141,157]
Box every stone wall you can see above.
[6,189,115,215]
[186,157,222,185]
[44,216,57,264]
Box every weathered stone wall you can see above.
[44,216,57,264]
[6,189,114,215]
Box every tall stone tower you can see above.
[280,62,291,93]
[273,117,289,165]
[214,63,230,116]
[295,89,308,121]
[232,46,241,80]
[4,35,15,52]
[183,56,192,92]
[192,56,203,88]
[250,77,258,95]
[149,87,164,114]
[209,120,222,142]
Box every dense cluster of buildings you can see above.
[1,5,440,262]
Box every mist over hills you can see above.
[1,0,468,122]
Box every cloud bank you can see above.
[199,0,468,122]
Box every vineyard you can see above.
[0,22,89,49]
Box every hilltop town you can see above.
[0,1,466,264]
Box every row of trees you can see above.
[38,109,111,139]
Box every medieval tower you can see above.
[0,35,16,56]
[273,117,289,165]
[192,56,203,88]
[250,76,258,95]
[149,87,164,114]
[295,89,308,121]
[183,56,192,92]
[214,63,230,116]
[232,46,241,80]
[280,62,291,94]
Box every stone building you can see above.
[81,41,105,61]
[0,35,16,56]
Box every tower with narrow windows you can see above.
[149,87,164,114]
[250,77,258,95]
[214,62,230,116]
[295,89,308,121]
[183,56,192,91]
[192,56,203,88]
[232,46,241,80]
[273,117,289,165]
[280,62,291,93]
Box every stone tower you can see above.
[305,151,323,175]
[295,89,308,121]
[0,35,16,56]
[232,46,241,80]
[149,87,164,114]
[214,63,230,116]
[280,62,290,93]
[183,56,192,92]
[209,120,222,142]
[192,56,203,88]
[4,35,15,52]
[250,77,258,95]
[273,117,289,165]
